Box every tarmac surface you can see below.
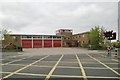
[0,48,120,80]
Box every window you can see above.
[22,35,27,38]
[44,36,52,39]
[33,36,42,39]
[27,36,32,38]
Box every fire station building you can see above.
[3,29,90,48]
[6,34,63,48]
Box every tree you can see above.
[112,41,120,48]
[0,28,12,48]
[89,26,105,49]
[0,28,12,40]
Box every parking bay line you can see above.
[0,55,49,80]
[5,63,112,70]
[87,54,120,76]
[4,63,53,68]
[2,56,33,65]
[3,55,24,59]
[75,54,87,80]
[1,72,119,79]
[112,59,119,62]
[96,53,119,62]
[51,74,119,79]
[45,55,64,80]
[1,71,47,77]
[87,76,119,79]
[57,66,79,69]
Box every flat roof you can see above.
[5,34,64,37]
[56,29,73,31]
[73,32,90,36]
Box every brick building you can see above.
[72,32,90,47]
[3,29,90,48]
[56,29,74,47]
[56,29,90,47]
[3,34,63,48]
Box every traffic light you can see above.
[111,32,116,40]
[104,31,113,37]
[104,31,116,40]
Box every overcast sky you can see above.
[0,0,118,36]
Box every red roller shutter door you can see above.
[53,40,61,47]
[44,40,52,48]
[33,40,42,48]
[22,40,32,48]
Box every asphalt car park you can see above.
[0,49,120,80]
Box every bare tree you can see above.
[0,28,12,40]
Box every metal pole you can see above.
[117,2,120,59]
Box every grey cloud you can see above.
[0,2,118,37]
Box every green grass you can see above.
[2,48,22,52]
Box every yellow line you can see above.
[57,66,79,69]
[5,63,53,68]
[1,55,49,80]
[2,63,27,66]
[87,76,120,79]
[0,72,11,74]
[51,74,83,78]
[3,55,24,59]
[105,63,118,64]
[75,54,87,80]
[87,54,120,76]
[41,61,56,62]
[84,67,108,69]
[1,71,47,77]
[1,72,119,79]
[15,72,47,77]
[81,62,99,64]
[51,75,119,79]
[60,61,77,63]
[45,55,64,80]
[2,56,32,65]
[112,59,119,62]
[96,53,119,62]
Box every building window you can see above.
[27,36,32,38]
[33,36,42,39]
[22,35,27,39]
